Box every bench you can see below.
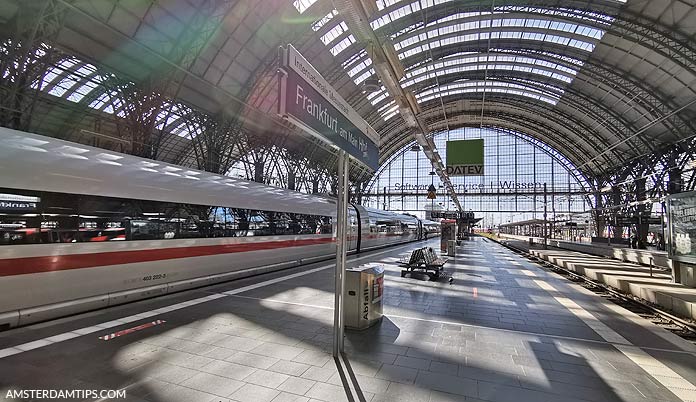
[422,247,448,268]
[400,247,449,281]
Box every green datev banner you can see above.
[668,190,696,264]
[446,139,484,176]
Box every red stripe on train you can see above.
[0,237,334,277]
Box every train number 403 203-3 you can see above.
[143,274,166,281]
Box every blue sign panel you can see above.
[279,45,379,171]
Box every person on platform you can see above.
[630,232,638,249]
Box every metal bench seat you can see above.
[399,247,449,280]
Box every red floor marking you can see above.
[473,287,478,298]
[98,320,166,341]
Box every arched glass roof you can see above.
[2,0,694,187]
[13,43,204,141]
[307,2,619,128]
[291,0,696,181]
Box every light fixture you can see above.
[410,145,421,152]
[363,77,381,93]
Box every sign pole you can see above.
[277,46,377,356]
[339,150,349,352]
[543,182,548,249]
[333,150,349,357]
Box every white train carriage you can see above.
[354,206,421,250]
[421,219,442,239]
[0,127,427,329]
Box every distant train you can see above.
[0,127,439,329]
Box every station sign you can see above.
[667,191,696,264]
[431,211,475,220]
[278,45,379,171]
[640,216,663,225]
[613,216,638,226]
[446,139,484,176]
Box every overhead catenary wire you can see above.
[480,0,496,129]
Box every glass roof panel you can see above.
[416,80,560,105]
[39,58,79,90]
[373,1,625,30]
[89,91,118,112]
[378,99,396,113]
[66,79,99,102]
[170,120,202,139]
[292,0,318,14]
[401,61,574,89]
[62,64,101,102]
[321,21,348,45]
[306,0,622,124]
[347,57,373,77]
[353,68,375,85]
[420,87,558,105]
[383,107,399,120]
[397,32,595,60]
[404,54,578,79]
[330,34,356,56]
[312,10,338,32]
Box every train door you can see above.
[348,207,359,251]
[351,204,362,253]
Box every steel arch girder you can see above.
[401,67,653,159]
[397,44,695,141]
[372,1,696,74]
[396,76,632,169]
[378,96,612,177]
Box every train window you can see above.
[42,192,79,243]
[78,195,127,242]
[0,187,334,245]
[0,189,43,245]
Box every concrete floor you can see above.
[1,238,695,402]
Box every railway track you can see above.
[492,238,696,345]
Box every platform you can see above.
[499,234,671,269]
[1,238,696,402]
[523,245,696,321]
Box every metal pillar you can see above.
[635,178,648,248]
[254,161,264,183]
[288,171,296,191]
[333,150,349,357]
[543,183,548,249]
[612,186,623,241]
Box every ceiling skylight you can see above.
[292,0,318,14]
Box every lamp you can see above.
[363,77,381,93]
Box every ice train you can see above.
[0,127,439,329]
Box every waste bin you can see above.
[344,264,384,330]
[447,240,457,257]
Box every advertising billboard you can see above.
[446,139,484,176]
[667,191,696,264]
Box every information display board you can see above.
[667,191,696,264]
[431,211,475,220]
